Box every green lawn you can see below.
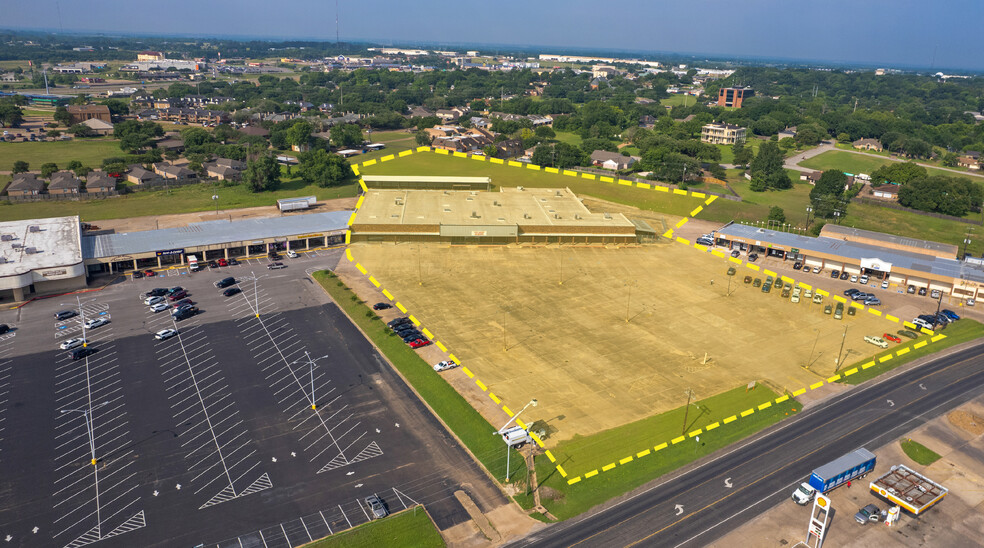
[799,150,973,181]
[304,507,444,548]
[552,131,583,147]
[21,108,54,118]
[839,320,984,385]
[358,152,699,218]
[660,95,697,107]
[312,271,529,485]
[0,170,359,222]
[0,138,123,172]
[900,439,942,466]
[715,139,762,165]
[522,385,799,520]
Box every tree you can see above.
[810,170,847,202]
[297,149,353,188]
[68,124,94,138]
[11,161,29,174]
[534,125,556,139]
[40,162,59,178]
[286,120,313,150]
[732,141,753,167]
[531,144,553,167]
[415,130,431,146]
[101,99,129,117]
[180,127,211,148]
[53,106,72,126]
[748,141,791,190]
[103,161,127,176]
[0,101,24,127]
[483,144,498,157]
[242,154,281,192]
[73,165,92,178]
[767,206,786,224]
[870,162,927,185]
[940,152,958,167]
[329,123,363,149]
[66,160,83,171]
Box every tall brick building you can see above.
[717,86,754,108]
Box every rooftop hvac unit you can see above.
[470,211,480,219]
[493,200,500,206]
[517,186,525,191]
[575,214,581,220]
[604,213,612,219]
[554,214,561,219]
[523,213,531,219]
[0,235,12,241]
[555,190,562,196]
[25,247,37,254]
[0,257,6,264]
[28,225,40,233]
[11,243,23,249]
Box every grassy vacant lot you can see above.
[900,439,942,466]
[349,244,889,443]
[312,270,527,484]
[0,138,123,171]
[304,507,444,548]
[0,171,358,222]
[552,131,583,147]
[843,202,984,256]
[660,95,698,107]
[522,384,799,519]
[840,320,984,385]
[800,150,973,181]
[359,151,701,218]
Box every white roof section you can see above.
[0,216,83,281]
[82,211,350,259]
[361,175,492,184]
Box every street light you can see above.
[212,194,219,215]
[833,210,842,225]
[963,237,972,260]
[805,205,813,232]
[60,295,97,347]
[290,352,331,410]
[61,401,109,466]
[495,398,537,482]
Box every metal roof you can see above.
[812,448,876,480]
[82,211,350,259]
[821,224,958,255]
[717,223,984,283]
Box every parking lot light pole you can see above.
[495,398,537,482]
[290,353,331,410]
[61,401,109,466]
[963,237,972,259]
[62,295,96,347]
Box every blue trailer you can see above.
[808,448,876,493]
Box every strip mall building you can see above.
[715,223,984,302]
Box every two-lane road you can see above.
[512,341,984,547]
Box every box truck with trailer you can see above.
[792,448,876,504]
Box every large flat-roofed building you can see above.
[714,222,984,301]
[0,216,86,301]
[350,187,640,244]
[701,123,746,145]
[361,175,492,191]
[717,86,753,108]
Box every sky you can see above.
[2,0,981,71]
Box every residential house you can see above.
[7,174,45,196]
[155,138,185,153]
[957,156,981,170]
[409,106,435,118]
[81,118,114,136]
[47,171,81,195]
[495,139,525,159]
[213,158,246,170]
[853,138,883,151]
[800,171,822,184]
[436,107,466,123]
[871,183,900,201]
[205,163,241,181]
[778,127,797,141]
[639,115,656,128]
[527,115,552,127]
[126,165,163,185]
[239,126,270,138]
[700,123,747,145]
[965,151,981,159]
[85,171,117,193]
[285,100,315,111]
[66,104,111,125]
[590,150,639,170]
[470,117,491,129]
[431,127,495,153]
[153,163,198,181]
[157,107,230,125]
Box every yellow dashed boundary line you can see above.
[341,148,951,488]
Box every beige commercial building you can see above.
[701,123,747,145]
[350,187,643,244]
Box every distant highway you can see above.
[509,341,984,547]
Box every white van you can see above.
[864,335,889,348]
[911,318,934,331]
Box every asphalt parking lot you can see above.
[0,250,505,547]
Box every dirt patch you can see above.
[948,411,984,436]
[537,486,565,502]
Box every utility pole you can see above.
[625,284,632,322]
[805,329,820,369]
[834,325,848,372]
[682,388,696,435]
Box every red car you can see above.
[143,270,156,277]
[217,258,228,267]
[408,338,432,349]
[884,333,902,344]
[168,290,188,301]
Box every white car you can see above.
[84,318,109,329]
[812,266,821,274]
[850,275,858,283]
[60,338,87,350]
[864,335,889,349]
[859,275,869,284]
[150,302,170,313]
[881,280,889,289]
[155,328,178,340]
[433,360,459,372]
[144,295,165,306]
[286,249,298,258]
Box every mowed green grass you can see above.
[523,385,799,519]
[0,139,123,171]
[304,507,444,548]
[840,320,984,385]
[800,150,974,181]
[660,94,697,107]
[0,169,359,222]
[900,439,942,466]
[358,152,700,218]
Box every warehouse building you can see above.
[714,222,984,301]
[361,175,492,191]
[0,216,86,301]
[350,187,643,244]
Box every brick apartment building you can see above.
[717,86,754,108]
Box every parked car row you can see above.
[385,317,432,349]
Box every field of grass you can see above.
[523,385,799,519]
[0,138,123,172]
[21,108,54,118]
[660,95,697,107]
[552,131,583,147]
[715,139,762,165]
[311,271,528,485]
[0,170,359,222]
[840,320,984,385]
[900,439,942,466]
[305,507,444,548]
[359,152,699,218]
[800,150,975,181]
